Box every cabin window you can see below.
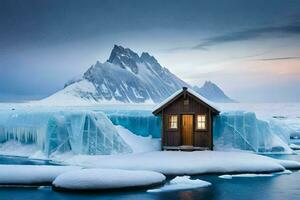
[196,115,206,130]
[168,115,178,129]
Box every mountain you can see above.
[193,81,236,103]
[41,45,234,105]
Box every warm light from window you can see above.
[169,115,178,129]
[197,115,206,129]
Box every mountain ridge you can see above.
[41,45,235,105]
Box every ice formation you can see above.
[0,106,295,156]
[0,110,132,156]
[147,176,211,192]
[213,111,292,153]
[105,110,161,138]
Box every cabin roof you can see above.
[152,87,221,115]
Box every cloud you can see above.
[192,22,300,49]
[256,56,300,61]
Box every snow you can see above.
[0,165,81,185]
[217,103,300,120]
[53,168,165,190]
[116,125,160,153]
[290,144,300,150]
[218,175,233,179]
[275,170,293,175]
[152,88,220,113]
[37,79,104,106]
[187,88,221,112]
[0,141,45,159]
[273,159,300,169]
[147,176,211,193]
[0,102,299,157]
[219,174,274,179]
[60,151,298,175]
[152,89,183,112]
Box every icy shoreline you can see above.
[60,151,300,175]
[0,151,299,191]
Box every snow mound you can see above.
[38,79,104,106]
[53,168,165,190]
[148,176,211,192]
[116,125,160,153]
[273,159,300,170]
[0,165,81,185]
[62,151,295,175]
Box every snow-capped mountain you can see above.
[193,81,236,103]
[41,45,234,105]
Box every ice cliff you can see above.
[0,110,132,156]
[0,109,294,156]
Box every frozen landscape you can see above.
[0,101,299,193]
[1,0,300,199]
[0,45,299,193]
[0,102,299,159]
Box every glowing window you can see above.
[196,115,206,130]
[168,115,178,129]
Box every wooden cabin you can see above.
[152,87,220,151]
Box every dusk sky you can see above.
[1,0,300,102]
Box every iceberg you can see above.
[0,110,132,156]
[104,110,161,138]
[0,106,295,157]
[213,111,292,153]
[147,176,211,193]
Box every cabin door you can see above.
[182,115,193,146]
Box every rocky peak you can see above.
[141,52,157,63]
[141,52,163,74]
[202,81,218,90]
[107,45,141,74]
[193,81,235,103]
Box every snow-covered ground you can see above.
[0,151,298,190]
[0,141,46,159]
[53,168,165,190]
[0,165,81,185]
[59,151,300,175]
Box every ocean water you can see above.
[0,154,299,200]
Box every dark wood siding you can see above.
[161,93,214,149]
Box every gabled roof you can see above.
[152,87,221,115]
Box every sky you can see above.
[0,0,300,102]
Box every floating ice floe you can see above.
[0,165,81,185]
[52,168,166,191]
[219,174,274,179]
[147,176,211,193]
